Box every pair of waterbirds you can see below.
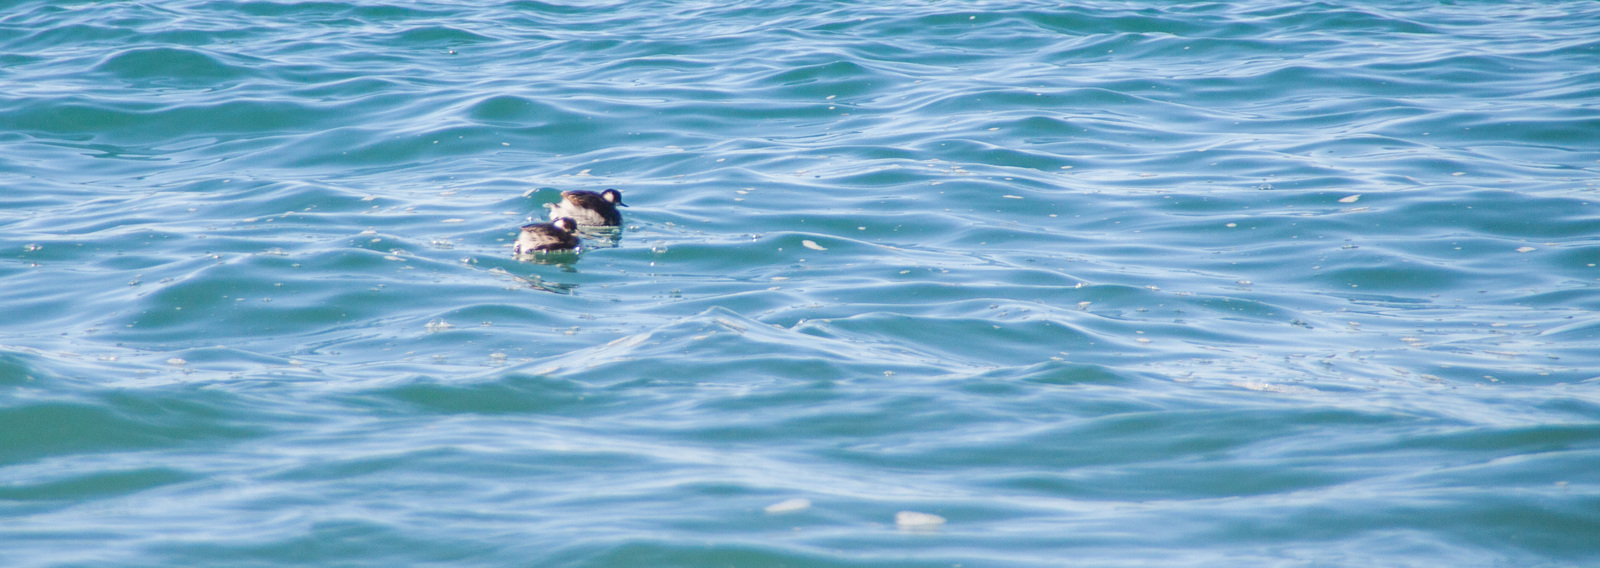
[512,188,626,255]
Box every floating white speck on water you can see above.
[1226,223,1237,227]
[765,498,811,514]
[896,511,946,528]
[425,320,454,333]
[166,358,187,366]
[1516,246,1536,253]
[1003,195,1022,199]
[1339,194,1361,203]
[442,218,465,223]
[1232,381,1312,393]
[802,240,827,251]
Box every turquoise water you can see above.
[4,0,1600,565]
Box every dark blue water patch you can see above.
[328,121,625,165]
[0,353,41,388]
[283,77,411,104]
[383,25,498,47]
[154,518,489,567]
[1499,286,1600,313]
[1315,261,1466,294]
[551,540,931,568]
[688,380,849,415]
[462,94,577,125]
[998,461,1349,501]
[1210,489,1600,561]
[0,467,193,502]
[261,442,605,485]
[1013,361,1142,386]
[818,405,1408,475]
[1253,4,1442,35]
[757,60,886,99]
[115,266,377,338]
[0,390,266,467]
[797,314,1099,368]
[0,98,346,144]
[1385,423,1600,456]
[93,47,254,86]
[365,373,602,416]
[1032,7,1226,37]
[214,0,443,22]
[1403,113,1600,150]
[504,0,591,17]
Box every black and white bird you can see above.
[513,217,580,254]
[545,188,626,226]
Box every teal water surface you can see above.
[3,1,1600,566]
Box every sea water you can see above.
[2,1,1599,566]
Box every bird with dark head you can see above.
[545,188,626,226]
[514,217,580,254]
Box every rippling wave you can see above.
[3,0,1599,566]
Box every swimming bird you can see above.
[545,188,626,226]
[514,217,580,254]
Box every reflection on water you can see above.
[513,250,582,266]
[574,226,625,250]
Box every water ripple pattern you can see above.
[3,1,1599,566]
